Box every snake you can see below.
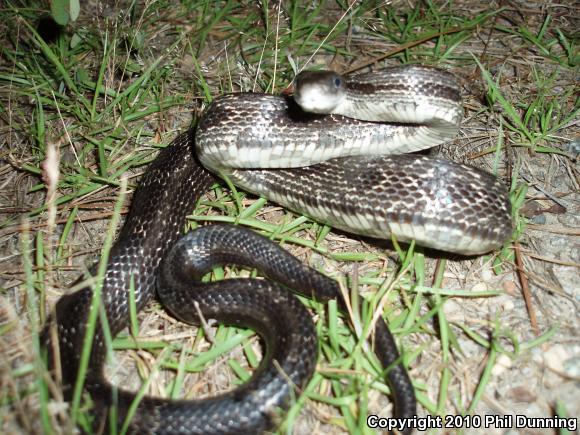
[43,65,512,434]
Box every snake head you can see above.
[293,70,347,114]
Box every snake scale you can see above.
[43,65,512,434]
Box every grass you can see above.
[1,0,578,434]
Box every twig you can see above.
[344,26,475,74]
[514,242,539,335]
[520,173,568,209]
[526,224,580,236]
[0,209,129,238]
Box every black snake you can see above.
[43,65,512,434]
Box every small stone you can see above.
[471,282,488,292]
[564,356,580,378]
[501,298,515,311]
[481,266,493,281]
[492,353,512,376]
[502,280,518,295]
[506,385,537,403]
[443,299,463,320]
[542,344,570,373]
[531,347,543,364]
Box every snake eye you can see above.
[334,77,342,88]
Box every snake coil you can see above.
[44,65,511,434]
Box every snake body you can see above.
[44,65,512,434]
[197,67,511,254]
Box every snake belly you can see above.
[44,65,512,434]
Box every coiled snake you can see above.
[44,65,512,434]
